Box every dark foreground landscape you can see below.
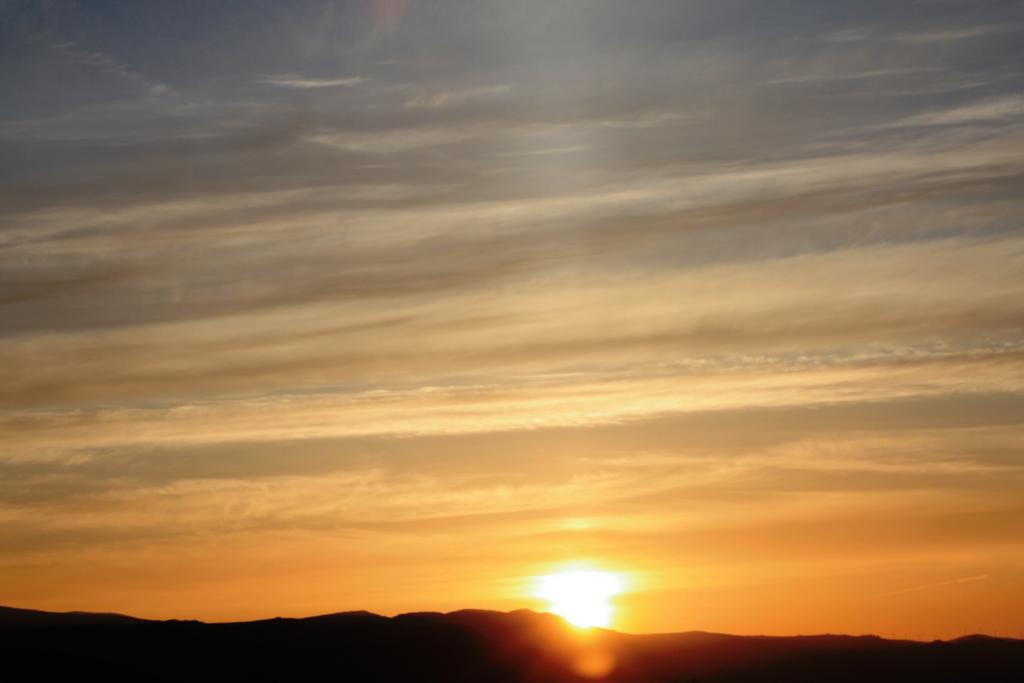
[3,606,1023,682]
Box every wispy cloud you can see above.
[3,341,1022,458]
[261,74,366,89]
[404,84,511,109]
[886,96,1024,128]
[824,25,1011,45]
[763,67,940,86]
[33,33,174,97]
[892,26,1011,44]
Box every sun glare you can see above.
[536,569,624,628]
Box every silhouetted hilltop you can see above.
[1,605,1021,682]
[0,605,149,628]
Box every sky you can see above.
[1,0,1023,638]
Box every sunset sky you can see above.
[1,0,1023,638]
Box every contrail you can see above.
[877,574,989,598]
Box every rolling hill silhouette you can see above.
[1,605,1021,682]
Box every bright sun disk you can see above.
[536,569,623,628]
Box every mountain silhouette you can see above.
[2,605,1021,682]
[0,605,149,628]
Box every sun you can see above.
[536,569,624,628]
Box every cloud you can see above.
[403,84,511,109]
[886,96,1024,128]
[4,412,1022,550]
[261,75,366,89]
[824,24,1011,45]
[762,67,941,86]
[303,109,684,154]
[891,26,1011,45]
[32,33,175,98]
[2,340,1022,458]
